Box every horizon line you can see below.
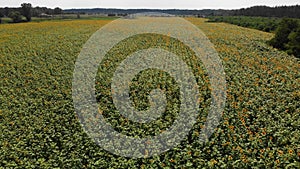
[62,4,299,10]
[1,4,299,11]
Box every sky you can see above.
[0,0,299,9]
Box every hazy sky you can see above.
[0,0,299,9]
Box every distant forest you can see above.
[1,5,299,18]
[228,5,300,18]
[63,5,300,18]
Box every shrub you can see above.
[8,11,22,23]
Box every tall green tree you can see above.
[53,7,63,15]
[21,3,32,22]
[286,28,300,58]
[268,18,299,50]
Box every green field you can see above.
[0,18,299,168]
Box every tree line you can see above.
[64,8,216,16]
[208,16,281,32]
[227,5,300,18]
[268,19,300,58]
[64,5,300,18]
[1,4,299,24]
[209,16,300,58]
[0,3,63,23]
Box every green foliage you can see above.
[0,11,3,24]
[21,3,32,22]
[268,19,300,58]
[229,5,300,18]
[286,28,300,58]
[208,16,281,32]
[8,11,22,23]
[53,7,63,15]
[209,16,300,58]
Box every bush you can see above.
[8,11,22,23]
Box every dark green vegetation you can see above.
[64,5,300,18]
[227,5,300,18]
[0,3,117,24]
[7,11,22,23]
[21,3,32,22]
[0,3,62,23]
[208,16,300,58]
[268,18,300,58]
[208,16,281,32]
[0,18,299,168]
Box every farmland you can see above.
[0,18,299,168]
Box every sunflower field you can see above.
[0,18,299,168]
